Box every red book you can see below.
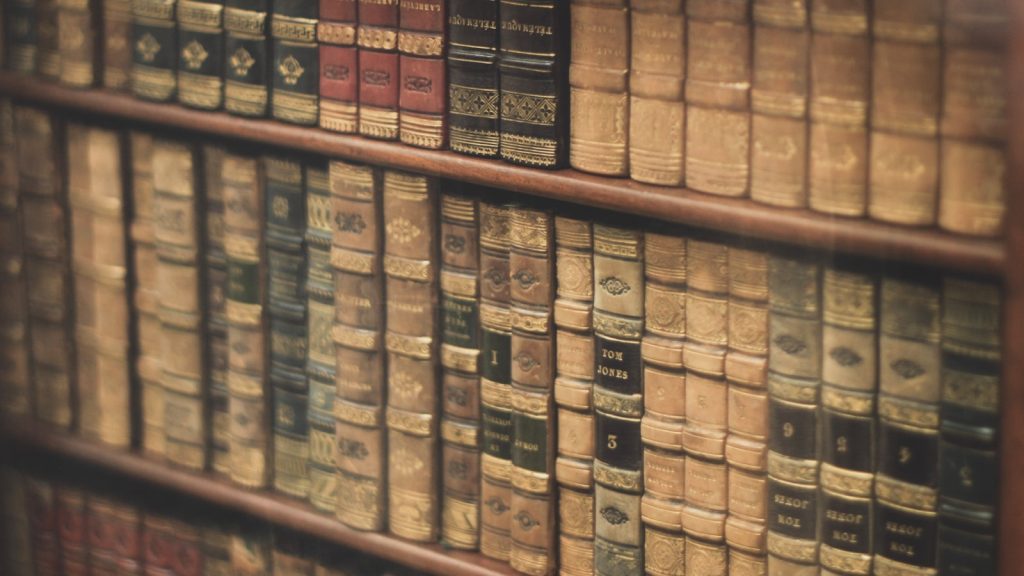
[398,0,446,148]
[320,0,361,132]
[56,488,89,576]
[357,0,401,139]
[27,479,61,576]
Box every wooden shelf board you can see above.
[0,423,516,576]
[0,72,1005,276]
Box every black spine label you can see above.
[880,422,938,488]
[443,294,480,348]
[768,479,818,541]
[512,411,548,473]
[482,405,512,459]
[481,328,511,383]
[938,440,997,508]
[595,335,641,397]
[823,409,874,472]
[595,411,641,472]
[876,504,937,568]
[821,492,871,554]
[769,399,818,460]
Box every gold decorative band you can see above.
[227,370,264,397]
[397,31,443,57]
[510,388,549,417]
[441,344,479,372]
[333,325,378,351]
[766,531,817,563]
[331,247,375,274]
[132,0,175,20]
[271,15,317,42]
[873,554,938,576]
[768,373,819,404]
[441,420,479,447]
[385,332,433,359]
[386,407,433,436]
[319,99,358,133]
[178,0,223,27]
[481,379,512,409]
[224,7,267,35]
[820,463,873,496]
[178,73,223,110]
[510,542,552,576]
[358,26,398,51]
[482,453,512,482]
[273,91,318,125]
[226,300,263,326]
[820,544,872,575]
[225,80,268,115]
[441,269,478,297]
[335,400,382,427]
[337,472,383,531]
[593,388,642,418]
[593,310,642,340]
[480,303,511,331]
[442,495,480,549]
[593,460,641,492]
[768,452,819,485]
[822,386,873,415]
[383,255,432,281]
[879,397,939,429]
[318,22,356,45]
[388,486,436,542]
[511,466,550,494]
[876,475,937,511]
[450,127,500,158]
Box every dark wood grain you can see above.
[0,73,1004,276]
[0,422,516,576]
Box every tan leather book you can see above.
[383,170,440,542]
[628,0,685,186]
[554,216,595,576]
[67,123,131,448]
[808,0,869,216]
[201,515,234,576]
[37,0,61,80]
[204,144,232,477]
[331,161,386,531]
[231,523,273,575]
[639,231,686,576]
[152,138,207,470]
[102,0,133,89]
[685,0,751,197]
[569,0,629,176]
[56,0,98,86]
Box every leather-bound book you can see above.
[27,477,61,575]
[177,0,225,109]
[173,515,204,576]
[807,0,869,216]
[224,0,270,116]
[568,0,628,176]
[38,0,61,80]
[231,523,273,575]
[266,157,311,498]
[438,189,481,549]
[478,199,514,561]
[273,529,316,575]
[142,512,179,576]
[868,0,941,226]
[639,232,686,576]
[937,278,1001,576]
[4,0,38,73]
[152,139,207,470]
[398,0,446,148]
[592,225,644,576]
[682,239,729,576]
[724,247,770,576]
[130,131,166,458]
[875,275,940,575]
[685,0,750,197]
[271,0,319,124]
[56,0,98,86]
[330,161,386,531]
[132,0,178,101]
[498,0,567,168]
[201,516,234,576]
[447,0,498,157]
[318,0,359,132]
[89,492,142,576]
[554,216,595,576]
[766,253,821,576]
[0,469,33,575]
[204,145,232,476]
[15,108,70,425]
[56,487,89,575]
[86,494,120,573]
[750,0,808,208]
[305,164,338,513]
[357,0,400,139]
[223,152,270,489]
[67,123,131,448]
[818,267,876,575]
[628,0,685,186]
[938,1,1007,236]
[508,205,556,575]
[383,171,440,542]
[102,0,134,88]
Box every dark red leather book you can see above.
[56,488,89,576]
[357,0,400,139]
[319,0,359,132]
[27,478,61,576]
[398,0,446,148]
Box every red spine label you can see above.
[321,45,360,100]
[360,50,401,108]
[400,55,446,114]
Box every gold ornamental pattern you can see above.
[450,84,499,119]
[502,91,557,126]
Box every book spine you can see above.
[102,0,134,89]
[724,247,770,575]
[383,170,440,542]
[498,0,568,168]
[132,0,178,101]
[937,278,1000,576]
[265,157,310,498]
[478,199,514,561]
[177,0,226,109]
[204,145,232,476]
[109,497,143,575]
[628,0,685,186]
[439,189,481,549]
[553,217,595,576]
[592,225,644,576]
[330,160,386,531]
[272,0,319,124]
[684,0,751,197]
[223,152,270,488]
[639,232,686,576]
[56,487,89,575]
[0,469,33,575]
[56,0,98,86]
[568,0,627,176]
[130,131,166,458]
[357,0,400,139]
[142,514,181,575]
[818,267,876,575]
[867,1,941,226]
[27,477,60,575]
[807,0,869,216]
[304,164,338,513]
[273,529,316,574]
[68,124,131,448]
[153,139,207,469]
[231,524,273,575]
[16,108,71,423]
[318,0,359,132]
[446,0,498,157]
[86,493,121,573]
[201,517,234,576]
[398,0,446,148]
[37,0,61,80]
[508,205,556,576]
[749,0,808,208]
[224,0,270,116]
[5,0,38,73]
[765,254,821,575]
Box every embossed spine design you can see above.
[177,0,226,109]
[132,0,179,101]
[447,0,499,156]
[272,0,320,124]
[357,0,401,138]
[204,145,232,475]
[224,0,270,116]
[56,0,98,87]
[398,0,447,148]
[5,0,39,74]
[318,0,359,132]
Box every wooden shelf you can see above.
[0,422,515,576]
[0,72,1005,276]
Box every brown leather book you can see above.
[201,516,234,576]
[27,476,61,575]
[5,0,39,74]
[56,0,98,86]
[273,529,316,575]
[67,123,131,448]
[330,160,386,531]
[37,0,61,80]
[204,144,232,477]
[554,216,595,576]
[231,523,274,575]
[102,0,134,89]
[86,491,143,576]
[0,468,34,574]
[56,486,89,575]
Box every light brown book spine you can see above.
[569,0,629,176]
[38,0,62,80]
[67,124,130,447]
[330,160,387,531]
[102,0,134,89]
[554,217,595,576]
[231,524,273,575]
[56,0,98,86]
[204,144,232,477]
[808,0,869,216]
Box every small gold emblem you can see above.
[136,33,161,63]
[230,47,255,77]
[182,40,209,70]
[278,54,305,85]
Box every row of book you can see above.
[0,100,1003,576]
[0,466,421,575]
[1,0,1010,237]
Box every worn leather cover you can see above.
[103,0,134,88]
[28,478,61,575]
[272,0,319,124]
[447,0,498,157]
[398,0,446,148]
[357,0,400,138]
[204,145,232,476]
[177,0,225,109]
[57,487,89,576]
[318,0,358,132]
[5,0,39,73]
[56,0,99,87]
[224,0,270,116]
[132,0,178,101]
[37,0,61,80]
